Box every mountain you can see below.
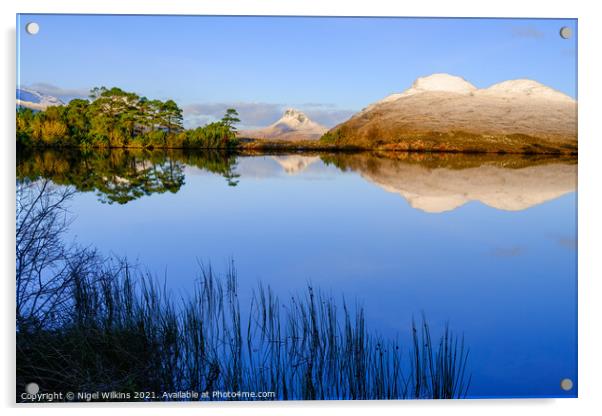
[323,74,577,154]
[16,88,64,111]
[238,108,328,141]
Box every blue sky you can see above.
[17,15,577,128]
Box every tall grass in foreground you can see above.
[16,181,470,401]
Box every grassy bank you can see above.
[238,136,577,154]
[320,129,578,155]
[16,181,471,401]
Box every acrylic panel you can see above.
[16,14,577,402]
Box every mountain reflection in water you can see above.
[320,152,576,213]
[17,148,576,212]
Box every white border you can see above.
[2,1,601,415]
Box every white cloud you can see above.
[24,83,90,99]
[302,107,355,127]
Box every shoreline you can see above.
[17,140,578,156]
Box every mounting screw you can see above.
[559,27,572,39]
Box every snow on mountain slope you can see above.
[479,79,574,102]
[16,88,65,111]
[328,73,577,153]
[239,109,328,141]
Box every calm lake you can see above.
[17,149,578,398]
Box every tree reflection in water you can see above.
[16,147,240,204]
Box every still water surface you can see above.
[17,150,577,398]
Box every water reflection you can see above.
[272,155,319,174]
[322,152,577,213]
[17,148,576,212]
[16,148,578,398]
[16,148,239,204]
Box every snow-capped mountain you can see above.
[326,73,577,153]
[16,88,65,111]
[238,108,328,141]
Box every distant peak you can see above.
[238,107,327,140]
[281,108,308,123]
[16,87,65,110]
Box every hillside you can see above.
[322,74,577,154]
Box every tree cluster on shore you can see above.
[16,87,241,149]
